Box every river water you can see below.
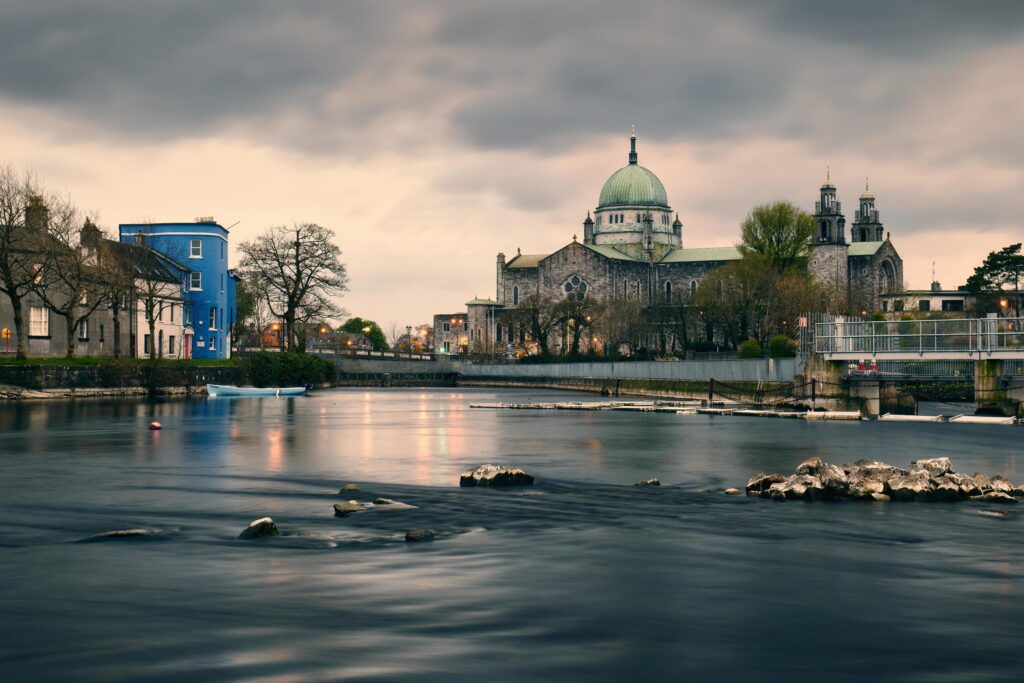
[1,388,1022,682]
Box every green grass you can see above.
[0,356,240,367]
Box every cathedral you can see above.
[433,131,903,354]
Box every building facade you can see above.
[119,220,237,359]
[434,132,905,355]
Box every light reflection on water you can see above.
[0,388,1022,682]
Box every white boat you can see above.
[206,384,307,397]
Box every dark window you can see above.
[519,326,525,343]
[918,300,931,312]
[664,281,672,300]
[895,300,904,312]
[443,322,450,332]
[513,286,519,305]
[99,324,105,342]
[941,300,964,311]
[463,322,468,331]
[496,323,502,342]
[820,221,828,240]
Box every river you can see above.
[1,388,1022,682]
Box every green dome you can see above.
[598,163,669,209]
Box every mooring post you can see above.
[811,378,817,407]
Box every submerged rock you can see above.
[82,528,163,542]
[723,488,742,496]
[340,483,360,492]
[870,493,891,502]
[334,500,365,516]
[746,473,787,497]
[459,465,535,487]
[238,517,280,540]
[405,528,436,542]
[635,478,661,487]
[971,492,1019,504]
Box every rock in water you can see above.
[845,460,908,479]
[340,483,360,492]
[887,471,933,501]
[723,488,742,496]
[870,493,891,502]
[930,475,966,501]
[238,517,280,539]
[746,473,787,497]
[82,528,163,542]
[459,465,535,487]
[817,463,849,497]
[795,457,824,476]
[635,478,661,487]
[989,476,1014,494]
[334,500,364,516]
[770,475,825,501]
[910,457,953,478]
[971,492,1019,504]
[847,474,886,499]
[405,529,436,542]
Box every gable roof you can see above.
[466,298,501,306]
[583,243,641,261]
[505,253,548,268]
[848,241,884,257]
[659,246,742,263]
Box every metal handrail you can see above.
[815,317,1024,355]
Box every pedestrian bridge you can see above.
[815,317,1024,361]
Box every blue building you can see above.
[119,219,238,360]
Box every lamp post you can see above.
[271,322,282,352]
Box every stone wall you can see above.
[0,363,243,393]
[809,243,849,301]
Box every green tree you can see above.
[341,317,388,350]
[738,201,816,273]
[738,338,763,358]
[967,243,1023,316]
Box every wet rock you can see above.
[817,463,849,496]
[334,500,365,517]
[847,474,887,499]
[340,483,360,492]
[635,478,661,487]
[910,457,954,478]
[372,498,417,510]
[887,471,933,501]
[459,465,535,487]
[930,475,966,501]
[970,492,1019,504]
[746,473,787,497]
[690,486,711,494]
[1011,486,1024,499]
[795,457,824,476]
[846,460,908,479]
[870,493,891,502]
[989,476,1014,494]
[405,529,436,542]
[770,475,825,501]
[238,517,280,540]
[771,489,787,501]
[723,488,742,496]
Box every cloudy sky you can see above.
[2,1,1022,326]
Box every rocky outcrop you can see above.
[238,517,280,539]
[340,483,360,492]
[334,498,416,516]
[459,465,535,487]
[635,478,661,487]
[747,458,1021,504]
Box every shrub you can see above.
[738,338,763,359]
[245,352,336,387]
[768,334,797,358]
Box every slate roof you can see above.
[848,241,884,257]
[658,246,742,263]
[505,253,548,268]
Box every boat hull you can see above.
[207,384,307,397]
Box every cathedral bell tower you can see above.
[851,179,884,242]
[813,169,845,244]
[808,169,850,304]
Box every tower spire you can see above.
[628,124,637,164]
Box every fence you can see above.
[816,317,1024,355]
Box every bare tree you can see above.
[238,223,348,352]
[505,292,560,357]
[0,165,45,358]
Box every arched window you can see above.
[512,285,519,305]
[690,280,698,301]
[496,323,503,342]
[664,281,672,301]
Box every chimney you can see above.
[80,219,102,247]
[25,195,48,231]
[930,281,942,292]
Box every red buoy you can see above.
[149,421,162,430]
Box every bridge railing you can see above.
[815,317,1024,355]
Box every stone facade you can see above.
[434,135,904,355]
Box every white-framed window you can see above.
[170,304,175,323]
[209,306,216,329]
[442,341,449,353]
[190,272,202,290]
[209,335,216,351]
[29,306,48,336]
[220,273,224,293]
[168,335,176,355]
[78,317,89,339]
[442,322,450,332]
[190,239,202,258]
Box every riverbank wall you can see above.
[0,364,244,400]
